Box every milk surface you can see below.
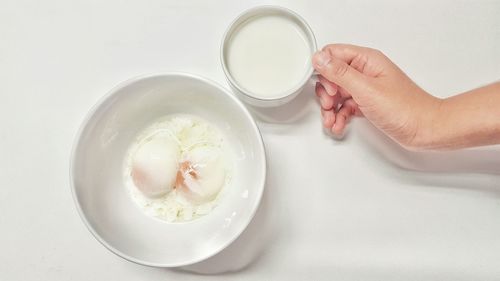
[226,15,311,98]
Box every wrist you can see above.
[407,95,445,150]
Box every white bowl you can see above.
[70,73,266,267]
[220,6,317,107]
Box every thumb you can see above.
[312,50,373,99]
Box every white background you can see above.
[1,0,500,280]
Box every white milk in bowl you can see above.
[225,12,314,100]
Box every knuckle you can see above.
[323,44,338,52]
[371,49,386,58]
[350,53,369,72]
[323,44,335,50]
[331,60,349,77]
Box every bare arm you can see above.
[424,82,500,150]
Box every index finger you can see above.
[322,44,375,64]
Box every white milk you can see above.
[226,15,311,98]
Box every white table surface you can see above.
[2,0,500,280]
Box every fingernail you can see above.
[320,93,327,106]
[313,51,331,68]
[320,93,332,110]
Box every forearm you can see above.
[422,82,500,150]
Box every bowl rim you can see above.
[220,5,318,102]
[69,72,267,267]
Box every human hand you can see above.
[312,44,441,149]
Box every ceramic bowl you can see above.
[70,73,266,267]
